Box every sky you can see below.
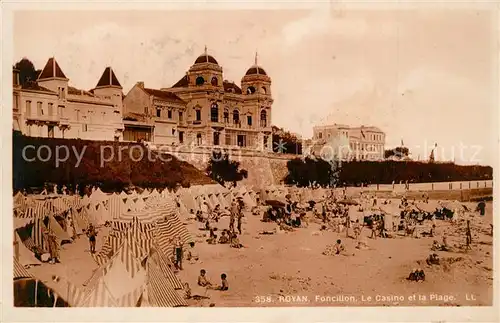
[13,9,498,166]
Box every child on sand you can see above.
[218,230,230,244]
[215,273,229,291]
[198,269,212,287]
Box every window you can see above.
[156,108,161,117]
[264,135,269,149]
[196,133,202,145]
[48,125,54,138]
[172,129,176,135]
[211,103,219,122]
[261,86,267,94]
[195,110,201,121]
[247,86,256,94]
[318,132,322,139]
[179,111,183,122]
[211,77,218,86]
[196,76,205,85]
[223,110,229,123]
[233,110,240,125]
[260,110,267,127]
[144,107,148,115]
[328,134,331,138]
[237,134,246,147]
[225,133,231,145]
[82,124,88,132]
[179,131,184,143]
[168,110,172,119]
[37,102,43,116]
[247,115,252,126]
[48,103,54,116]
[213,132,220,145]
[26,100,32,116]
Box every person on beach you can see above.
[86,224,97,254]
[229,200,238,232]
[173,236,184,270]
[229,232,244,248]
[45,229,60,264]
[198,269,212,287]
[334,239,345,255]
[218,230,230,244]
[353,219,361,240]
[216,273,229,291]
[465,220,472,250]
[186,242,199,263]
[237,211,243,235]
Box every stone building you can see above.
[310,124,386,161]
[12,57,124,141]
[123,48,273,150]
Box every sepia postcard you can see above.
[1,1,498,322]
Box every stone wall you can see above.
[165,146,292,188]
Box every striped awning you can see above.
[13,257,34,280]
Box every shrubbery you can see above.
[12,132,213,192]
[206,150,248,187]
[285,157,493,187]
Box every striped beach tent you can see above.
[154,215,194,258]
[108,194,125,220]
[132,198,146,212]
[13,257,34,280]
[79,279,118,307]
[145,260,187,307]
[14,231,41,267]
[123,198,136,212]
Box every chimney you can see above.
[137,81,144,88]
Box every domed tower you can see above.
[241,53,272,96]
[241,53,273,151]
[186,46,223,89]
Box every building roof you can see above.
[245,66,267,76]
[194,54,219,65]
[143,88,185,104]
[96,67,122,88]
[223,80,242,94]
[172,75,189,88]
[38,57,67,80]
[21,81,57,94]
[68,86,95,97]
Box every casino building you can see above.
[123,48,274,150]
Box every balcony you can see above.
[25,114,61,124]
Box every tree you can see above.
[272,125,302,155]
[206,150,248,186]
[384,146,410,159]
[284,156,338,187]
[14,58,41,86]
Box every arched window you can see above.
[211,77,218,86]
[260,109,267,127]
[233,109,240,125]
[247,86,256,94]
[196,133,202,145]
[210,103,219,122]
[223,109,229,123]
[261,86,267,94]
[196,76,205,85]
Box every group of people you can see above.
[195,197,246,249]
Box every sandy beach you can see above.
[27,198,493,307]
